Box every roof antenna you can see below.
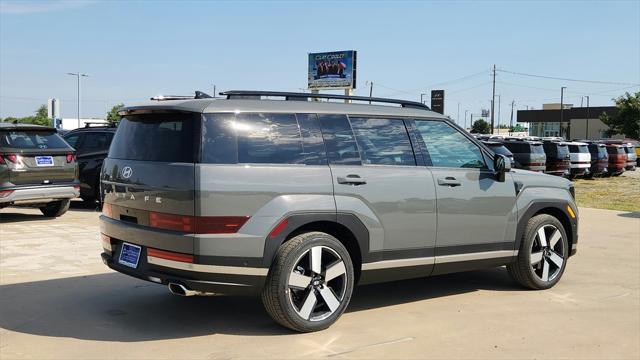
[195,91,213,99]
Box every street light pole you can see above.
[457,102,460,126]
[585,96,590,139]
[420,93,427,105]
[560,86,567,139]
[67,72,89,128]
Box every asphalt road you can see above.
[1,202,639,359]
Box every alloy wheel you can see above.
[530,224,565,282]
[287,246,348,322]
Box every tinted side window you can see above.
[81,132,111,153]
[236,113,303,164]
[317,114,361,165]
[64,134,81,149]
[503,142,529,153]
[349,117,415,166]
[296,113,327,165]
[414,120,485,169]
[202,114,238,164]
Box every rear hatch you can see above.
[101,112,200,229]
[0,128,76,186]
[568,144,590,168]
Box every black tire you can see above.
[507,214,569,290]
[261,232,355,332]
[40,199,71,217]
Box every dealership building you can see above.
[517,103,620,140]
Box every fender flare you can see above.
[515,201,577,253]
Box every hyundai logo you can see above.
[121,166,133,179]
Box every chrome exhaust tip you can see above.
[168,282,198,297]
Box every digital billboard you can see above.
[308,50,357,90]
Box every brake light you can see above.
[147,211,249,234]
[102,203,113,218]
[147,248,194,263]
[149,212,194,232]
[0,190,13,198]
[195,216,250,234]
[66,153,75,163]
[1,154,18,164]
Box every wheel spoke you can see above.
[289,272,312,290]
[319,286,340,313]
[549,230,561,248]
[324,260,346,282]
[541,259,550,281]
[298,291,318,320]
[537,227,548,247]
[310,246,322,274]
[530,251,543,265]
[547,251,564,268]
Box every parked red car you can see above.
[604,144,627,176]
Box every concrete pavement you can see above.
[1,202,639,359]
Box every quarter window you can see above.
[317,114,361,165]
[235,113,304,164]
[349,117,415,166]
[414,120,485,168]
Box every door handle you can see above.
[337,174,367,186]
[437,177,461,187]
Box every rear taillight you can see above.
[0,190,13,198]
[1,154,18,164]
[66,153,75,163]
[102,203,113,218]
[195,216,250,234]
[147,211,249,234]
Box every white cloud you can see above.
[0,0,96,14]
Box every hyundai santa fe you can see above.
[99,91,578,332]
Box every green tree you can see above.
[106,103,124,125]
[471,119,491,134]
[600,91,640,140]
[1,105,51,126]
[510,124,526,132]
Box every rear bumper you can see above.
[0,184,79,205]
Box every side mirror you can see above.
[494,154,512,182]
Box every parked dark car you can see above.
[541,140,570,177]
[604,144,626,176]
[1,123,79,216]
[481,141,514,163]
[501,140,546,172]
[63,124,116,203]
[585,142,608,178]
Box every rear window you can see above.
[503,142,530,153]
[606,146,624,155]
[488,144,512,157]
[109,113,198,162]
[568,145,588,153]
[531,144,545,154]
[556,144,570,158]
[0,130,69,150]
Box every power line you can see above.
[497,68,640,86]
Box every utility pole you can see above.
[496,94,501,131]
[211,83,217,98]
[464,110,469,130]
[369,82,374,104]
[67,72,89,128]
[491,64,496,134]
[585,96,590,139]
[510,100,515,135]
[457,102,460,126]
[420,93,427,104]
[560,86,567,139]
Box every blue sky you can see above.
[1,0,639,125]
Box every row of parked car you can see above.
[475,135,639,179]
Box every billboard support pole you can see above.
[344,88,353,103]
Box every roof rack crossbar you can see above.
[220,90,430,109]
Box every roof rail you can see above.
[150,91,213,101]
[220,90,431,110]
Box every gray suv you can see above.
[99,91,578,332]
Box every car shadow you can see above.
[0,200,99,222]
[0,268,519,340]
[69,199,101,213]
[617,211,640,219]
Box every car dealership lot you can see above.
[1,203,638,359]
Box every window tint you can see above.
[0,130,70,149]
[414,120,485,168]
[489,144,513,157]
[349,117,415,166]
[80,132,112,153]
[568,145,588,153]
[201,113,307,165]
[531,143,545,154]
[63,134,81,148]
[296,114,327,165]
[317,114,361,165]
[235,113,303,164]
[109,113,198,162]
[503,142,530,153]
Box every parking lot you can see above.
[0,202,638,359]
